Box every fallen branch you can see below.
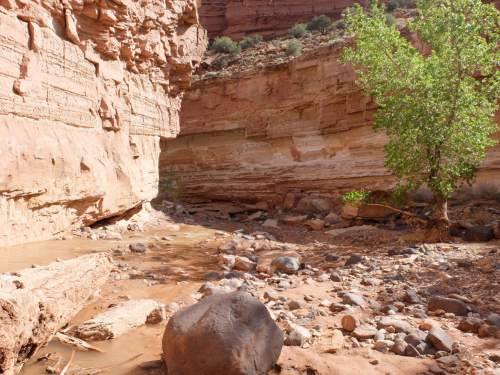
[59,351,75,375]
[55,332,104,353]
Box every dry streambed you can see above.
[0,214,498,375]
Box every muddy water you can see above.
[0,224,221,375]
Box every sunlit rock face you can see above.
[0,1,207,246]
[161,44,500,206]
[199,0,369,40]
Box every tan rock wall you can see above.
[0,1,207,246]
[161,45,500,205]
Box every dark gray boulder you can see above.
[162,291,283,375]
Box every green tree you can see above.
[341,0,499,227]
[307,15,332,34]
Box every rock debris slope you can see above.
[0,0,207,246]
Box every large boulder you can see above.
[162,291,284,375]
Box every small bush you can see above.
[210,36,241,55]
[239,34,263,50]
[159,174,182,201]
[286,39,303,56]
[307,15,332,34]
[288,23,308,38]
[342,189,370,204]
[386,0,416,12]
[385,13,396,26]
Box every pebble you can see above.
[427,327,454,352]
[129,243,147,253]
[428,295,468,316]
[342,293,365,307]
[345,254,363,266]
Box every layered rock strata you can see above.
[199,0,368,40]
[0,0,207,246]
[161,43,500,205]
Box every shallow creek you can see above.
[1,224,220,374]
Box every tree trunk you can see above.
[434,195,450,231]
[0,253,113,375]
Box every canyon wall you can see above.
[0,0,207,246]
[199,0,368,40]
[161,44,500,205]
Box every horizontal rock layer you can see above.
[161,44,500,204]
[199,0,500,40]
[199,0,368,39]
[0,1,207,246]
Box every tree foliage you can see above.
[307,15,332,34]
[342,0,499,220]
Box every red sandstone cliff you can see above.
[199,0,368,39]
[161,37,500,205]
[0,0,207,246]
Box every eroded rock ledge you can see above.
[0,0,207,246]
[161,36,500,206]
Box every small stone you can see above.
[285,324,311,346]
[404,289,422,304]
[341,315,359,332]
[325,253,340,262]
[324,212,341,225]
[427,327,454,352]
[390,340,408,355]
[264,290,280,302]
[437,354,458,366]
[330,271,342,282]
[428,295,468,316]
[478,324,498,338]
[377,317,413,333]
[404,344,420,357]
[345,254,363,266]
[129,243,147,253]
[233,256,256,272]
[487,313,500,327]
[352,326,377,340]
[262,219,279,228]
[288,299,304,310]
[324,329,344,353]
[342,293,365,307]
[304,219,325,231]
[271,256,300,274]
[373,340,393,353]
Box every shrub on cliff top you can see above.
[288,23,308,38]
[285,39,303,56]
[210,36,241,55]
[307,15,332,34]
[239,34,263,50]
[341,0,499,227]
